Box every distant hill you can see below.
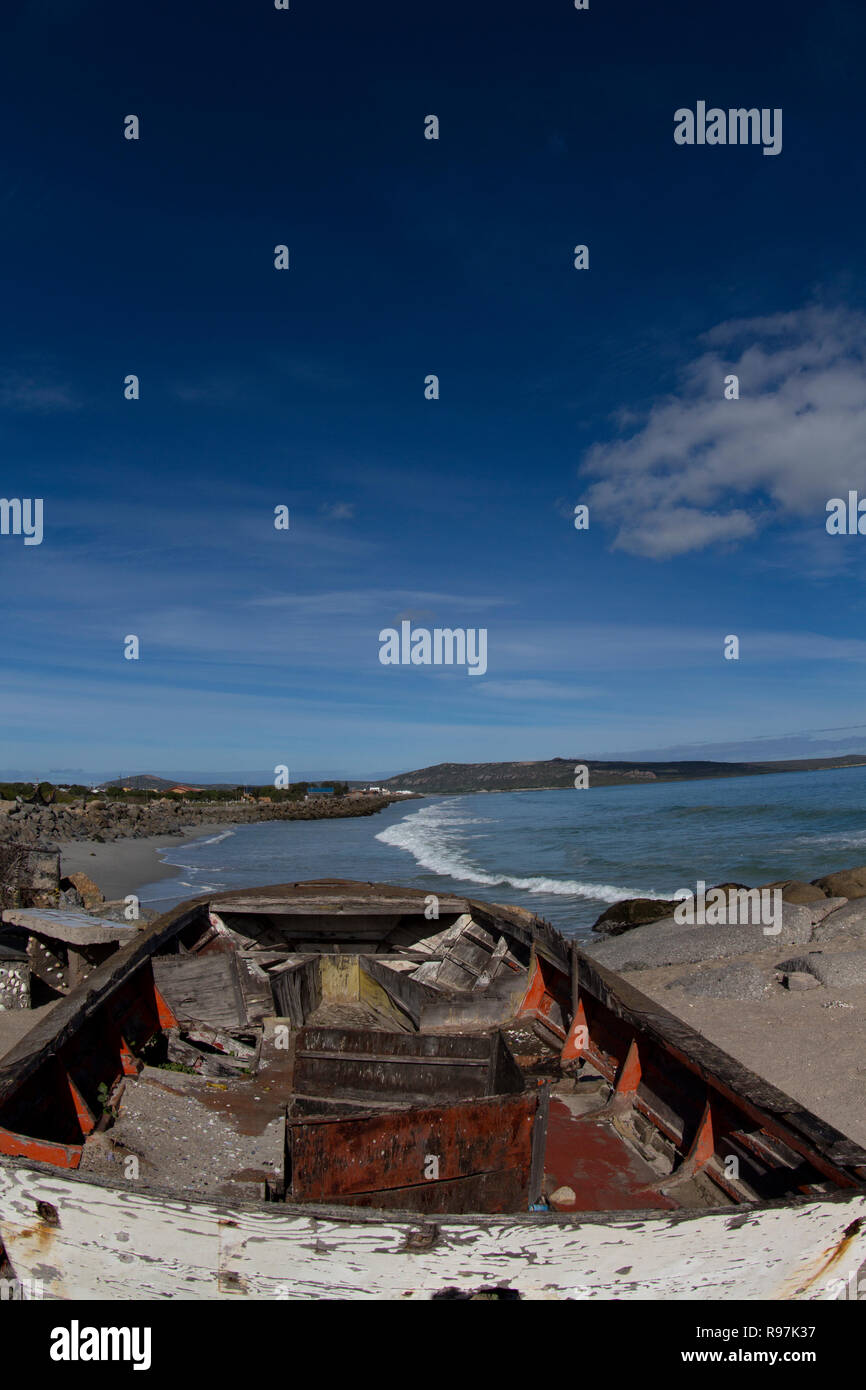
[381,754,866,794]
[102,774,209,792]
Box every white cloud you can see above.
[582,304,866,557]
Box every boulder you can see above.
[812,900,866,943]
[60,871,104,908]
[760,879,829,905]
[812,866,866,900]
[807,896,848,925]
[591,897,680,937]
[585,903,813,972]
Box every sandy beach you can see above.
[58,824,228,904]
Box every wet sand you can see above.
[58,824,227,903]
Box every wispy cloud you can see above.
[0,371,78,412]
[477,679,603,700]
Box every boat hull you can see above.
[1,1161,863,1300]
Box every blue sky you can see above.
[2,0,866,780]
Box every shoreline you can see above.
[59,824,229,904]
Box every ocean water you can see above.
[134,765,866,939]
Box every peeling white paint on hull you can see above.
[1,1165,864,1301]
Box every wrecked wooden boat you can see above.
[0,879,864,1300]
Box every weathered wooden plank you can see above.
[361,956,439,1029]
[152,954,247,1031]
[298,1027,494,1060]
[469,899,570,976]
[293,1055,490,1103]
[419,989,529,1032]
[269,957,320,1025]
[235,954,276,1023]
[209,893,469,917]
[293,1026,514,1104]
[475,935,510,990]
[298,1050,488,1068]
[357,965,415,1031]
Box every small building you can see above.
[305,786,334,799]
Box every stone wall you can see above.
[0,842,60,908]
[0,958,30,1010]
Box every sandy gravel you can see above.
[617,947,866,1147]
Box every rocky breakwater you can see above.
[0,794,399,848]
[585,867,866,1001]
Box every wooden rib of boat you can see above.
[0,879,864,1300]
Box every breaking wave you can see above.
[376,801,668,904]
[190,829,236,846]
[795,830,866,849]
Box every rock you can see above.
[669,962,770,1001]
[784,971,821,992]
[812,866,866,900]
[584,904,813,972]
[591,898,680,936]
[810,951,866,989]
[760,879,829,905]
[807,896,848,924]
[60,872,104,908]
[812,900,866,943]
[776,949,866,989]
[548,1186,576,1206]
